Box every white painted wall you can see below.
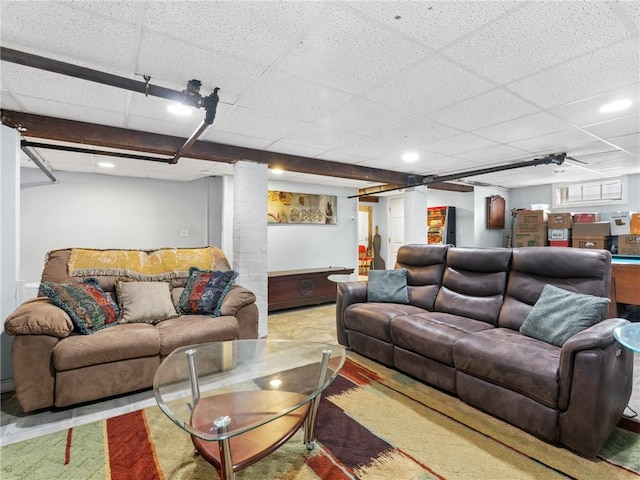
[20,169,210,288]
[474,186,511,247]
[267,180,359,272]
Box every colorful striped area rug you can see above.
[2,354,640,480]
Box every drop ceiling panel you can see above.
[277,6,426,94]
[16,95,127,128]
[473,113,571,144]
[126,115,200,139]
[143,1,327,66]
[364,57,494,116]
[266,142,327,159]
[315,97,416,136]
[455,144,530,163]
[127,94,206,130]
[444,2,630,84]
[201,129,275,151]
[213,107,306,142]
[280,124,362,151]
[510,128,612,154]
[429,89,539,131]
[608,133,640,151]
[549,84,639,127]
[583,115,640,140]
[329,137,406,159]
[236,69,353,123]
[508,38,640,109]
[422,134,497,156]
[349,1,519,50]
[376,117,460,146]
[1,1,136,71]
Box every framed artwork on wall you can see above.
[267,190,337,224]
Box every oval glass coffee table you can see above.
[153,339,346,480]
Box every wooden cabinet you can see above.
[268,267,353,311]
[485,195,505,229]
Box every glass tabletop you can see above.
[614,324,640,353]
[153,339,346,441]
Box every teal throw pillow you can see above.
[39,278,119,335]
[367,269,409,304]
[519,284,610,347]
[177,267,237,317]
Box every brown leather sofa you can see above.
[336,244,633,457]
[4,247,259,413]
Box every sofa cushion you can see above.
[156,315,239,356]
[52,323,160,371]
[177,268,237,317]
[344,303,426,342]
[453,328,560,409]
[4,297,74,338]
[367,269,409,303]
[39,278,119,334]
[391,311,494,366]
[116,280,179,324]
[519,284,609,347]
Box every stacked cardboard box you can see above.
[572,221,612,250]
[514,210,548,247]
[547,212,572,247]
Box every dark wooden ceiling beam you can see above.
[1,110,426,185]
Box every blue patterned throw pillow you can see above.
[177,267,237,317]
[39,278,119,335]
[367,269,410,304]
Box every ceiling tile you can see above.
[65,0,141,23]
[236,70,353,122]
[348,1,518,50]
[444,2,630,84]
[277,5,426,94]
[315,97,416,136]
[429,89,539,131]
[318,151,371,165]
[455,144,530,163]
[1,1,136,71]
[200,129,274,151]
[126,114,202,139]
[422,133,497,156]
[376,117,460,146]
[213,107,306,142]
[510,128,614,154]
[0,91,23,110]
[265,142,327,159]
[127,94,207,130]
[473,112,571,144]
[550,84,639,127]
[143,1,326,66]
[280,124,362,151]
[608,133,640,151]
[421,157,486,176]
[329,137,406,159]
[364,57,494,116]
[583,114,640,140]
[17,95,126,128]
[508,37,640,109]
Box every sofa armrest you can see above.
[4,297,74,338]
[558,317,630,411]
[336,281,368,346]
[557,318,633,456]
[220,285,256,317]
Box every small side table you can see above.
[327,273,367,284]
[614,324,640,353]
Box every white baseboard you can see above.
[1,378,15,394]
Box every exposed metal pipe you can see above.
[349,153,566,198]
[21,144,58,183]
[21,140,173,163]
[171,88,220,164]
[1,47,190,104]
[2,47,222,164]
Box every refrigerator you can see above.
[427,206,456,246]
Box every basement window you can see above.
[553,177,627,208]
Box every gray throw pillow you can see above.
[367,269,409,304]
[519,284,610,347]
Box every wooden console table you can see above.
[268,267,354,311]
[609,256,640,317]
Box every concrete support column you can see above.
[1,125,21,387]
[404,185,428,244]
[233,161,268,337]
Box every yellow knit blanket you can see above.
[67,247,228,280]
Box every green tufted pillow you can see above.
[367,269,409,304]
[519,284,610,347]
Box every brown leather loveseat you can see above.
[4,247,259,413]
[336,244,633,457]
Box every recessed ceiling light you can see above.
[167,103,193,116]
[270,168,284,175]
[97,161,115,168]
[599,99,632,113]
[402,152,419,163]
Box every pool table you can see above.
[610,255,640,317]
